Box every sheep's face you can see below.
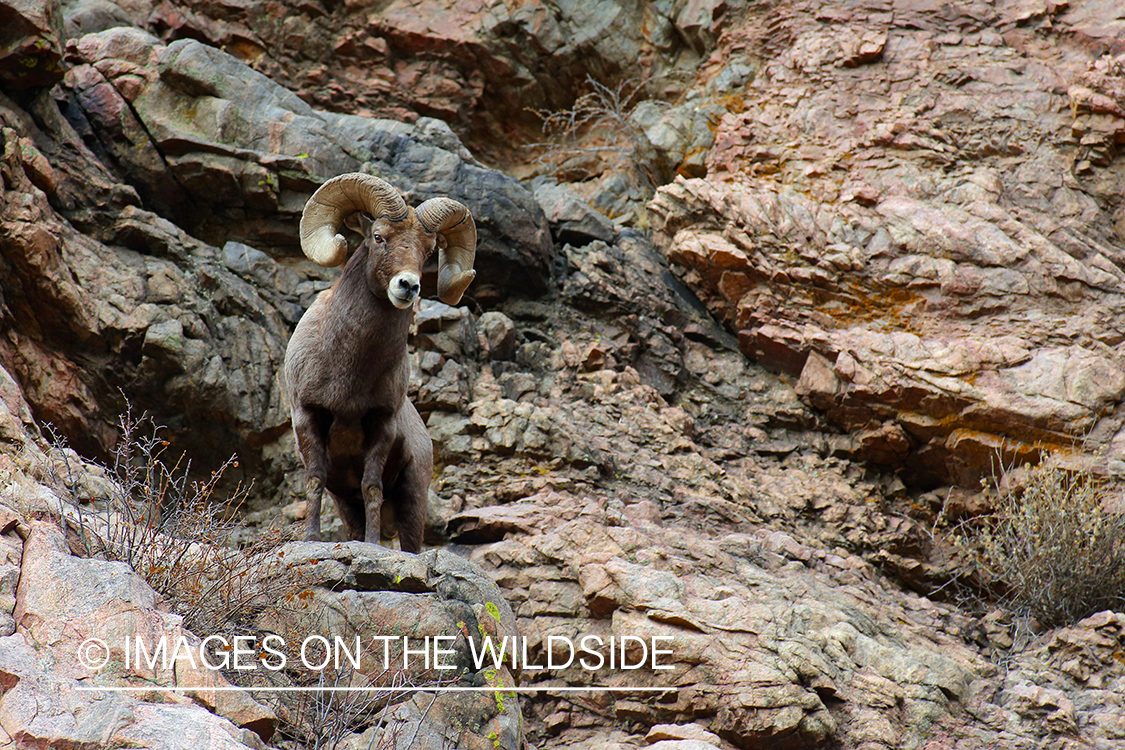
[360,214,436,309]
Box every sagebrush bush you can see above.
[976,463,1125,628]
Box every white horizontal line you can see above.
[75,685,673,693]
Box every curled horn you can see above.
[299,174,409,267]
[416,198,477,305]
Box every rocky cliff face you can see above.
[1,1,1124,749]
[648,0,1125,488]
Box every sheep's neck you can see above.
[327,246,413,374]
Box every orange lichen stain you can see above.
[717,92,748,117]
[806,282,926,335]
[225,39,267,64]
[676,147,710,179]
[945,428,1079,465]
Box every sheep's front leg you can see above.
[292,404,330,541]
[361,423,393,545]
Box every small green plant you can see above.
[973,462,1125,628]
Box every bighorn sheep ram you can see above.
[284,173,476,550]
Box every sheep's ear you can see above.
[344,212,372,235]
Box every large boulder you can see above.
[94,0,741,152]
[62,28,554,299]
[2,518,274,748]
[264,541,526,750]
[0,103,292,476]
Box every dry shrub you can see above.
[975,462,1125,628]
[45,408,301,638]
[531,74,670,195]
[268,665,442,750]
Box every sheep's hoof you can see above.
[304,528,323,542]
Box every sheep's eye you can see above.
[372,234,385,245]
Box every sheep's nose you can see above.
[388,272,422,308]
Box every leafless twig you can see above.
[529,74,670,195]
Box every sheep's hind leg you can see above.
[393,415,432,554]
[391,465,429,553]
